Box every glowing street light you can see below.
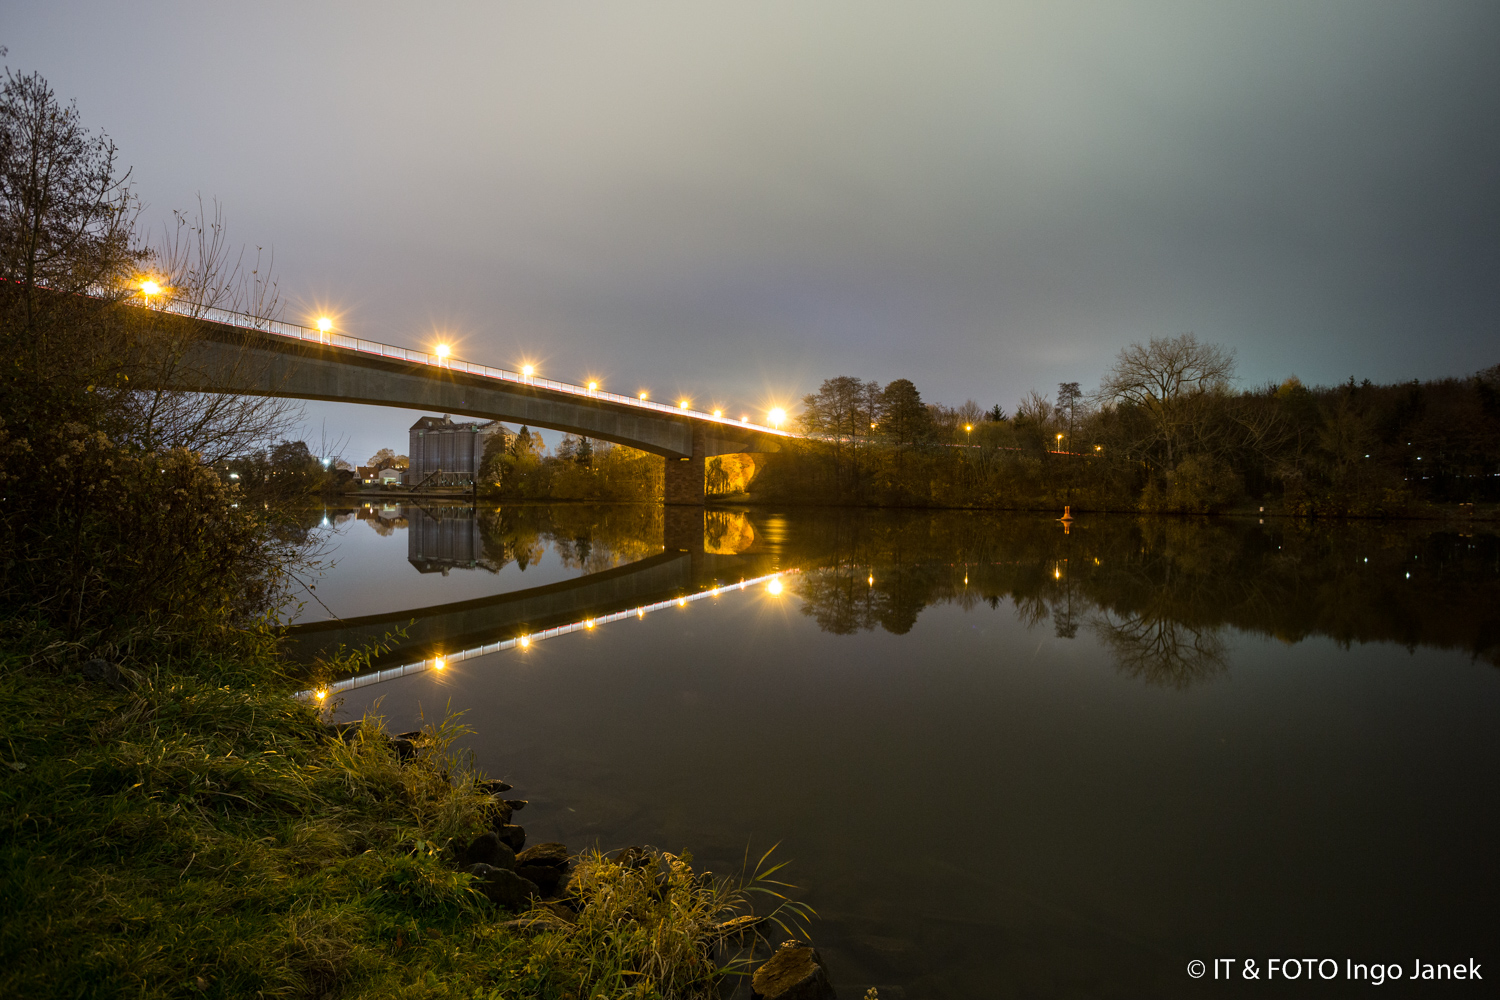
[434,657,446,670]
[522,364,535,381]
[713,409,723,418]
[588,381,598,393]
[679,399,690,409]
[639,391,649,400]
[519,635,531,648]
[316,316,332,334]
[768,408,786,428]
[435,343,450,361]
[766,578,784,596]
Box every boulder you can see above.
[466,863,538,910]
[515,842,570,868]
[80,658,127,690]
[516,864,562,892]
[504,798,528,812]
[462,831,516,870]
[478,779,513,794]
[495,823,526,852]
[751,941,836,1000]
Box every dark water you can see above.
[292,504,1500,998]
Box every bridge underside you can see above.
[172,321,782,502]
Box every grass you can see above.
[0,624,808,999]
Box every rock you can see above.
[515,864,562,892]
[503,798,528,812]
[393,730,422,741]
[714,914,765,939]
[389,738,418,762]
[495,823,526,852]
[540,900,577,924]
[327,721,362,742]
[478,779,513,794]
[80,658,127,690]
[751,941,836,1000]
[466,863,538,910]
[462,831,516,870]
[489,801,514,826]
[515,842,570,868]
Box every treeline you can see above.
[477,427,663,502]
[751,335,1500,514]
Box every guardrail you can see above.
[158,297,795,438]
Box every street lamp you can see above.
[522,364,534,381]
[713,409,722,418]
[680,399,690,409]
[317,316,332,335]
[639,391,648,400]
[769,408,786,428]
[435,343,450,363]
[139,279,161,306]
[588,381,598,393]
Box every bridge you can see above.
[151,300,791,503]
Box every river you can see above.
[287,503,1500,998]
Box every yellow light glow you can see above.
[713,409,723,418]
[434,657,446,670]
[588,381,598,392]
[767,578,784,596]
[867,574,874,586]
[140,279,161,296]
[317,316,332,333]
[585,619,595,629]
[436,344,450,359]
[679,399,690,409]
[741,416,748,423]
[637,608,645,618]
[315,690,327,700]
[639,392,648,400]
[1057,433,1064,441]
[965,424,972,432]
[1054,567,1062,579]
[677,598,687,607]
[520,635,531,648]
[522,365,534,378]
[768,408,786,427]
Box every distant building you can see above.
[356,465,378,484]
[408,415,515,483]
[377,467,404,485]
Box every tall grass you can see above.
[0,629,808,999]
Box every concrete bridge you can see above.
[158,302,789,503]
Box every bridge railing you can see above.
[160,297,794,438]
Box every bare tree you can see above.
[0,66,141,314]
[1097,333,1236,471]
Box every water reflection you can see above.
[295,505,1499,693]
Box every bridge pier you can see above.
[663,425,706,505]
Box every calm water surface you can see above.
[290,504,1500,998]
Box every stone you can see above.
[389,738,418,762]
[495,823,526,852]
[466,863,538,910]
[320,721,362,742]
[751,941,836,1000]
[489,801,514,826]
[503,798,528,812]
[80,658,127,690]
[462,832,516,870]
[393,730,422,741]
[516,864,562,891]
[478,779,513,794]
[515,842,570,868]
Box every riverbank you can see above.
[0,628,797,999]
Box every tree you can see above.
[1097,334,1235,471]
[878,379,933,447]
[368,448,397,470]
[0,67,140,318]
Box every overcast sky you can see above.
[7,1,1499,461]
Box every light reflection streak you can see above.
[305,570,795,698]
